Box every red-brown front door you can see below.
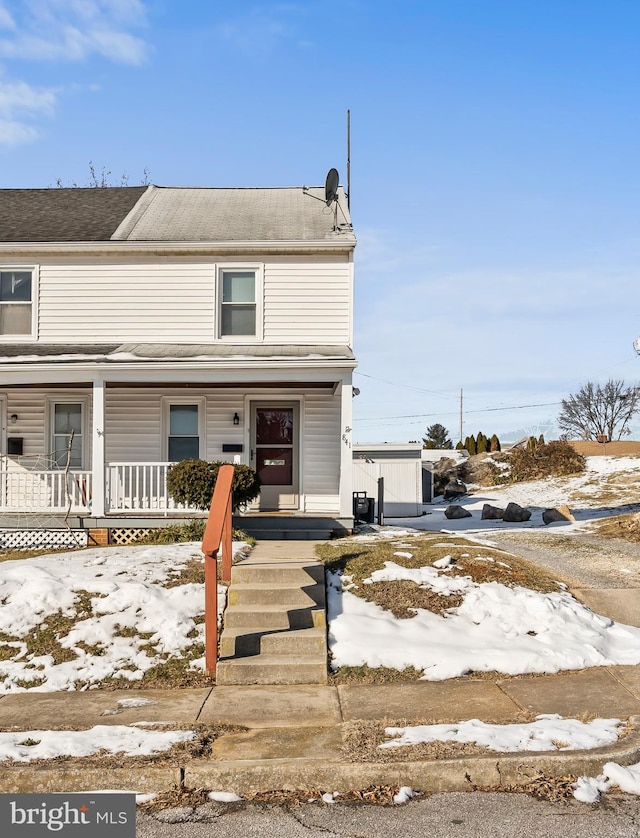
[251,404,299,510]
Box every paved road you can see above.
[484,530,640,589]
[136,792,640,837]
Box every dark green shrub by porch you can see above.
[166,460,261,512]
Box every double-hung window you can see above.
[218,267,262,339]
[0,269,35,338]
[163,399,205,461]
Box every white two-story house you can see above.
[0,184,356,544]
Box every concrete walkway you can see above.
[0,540,639,794]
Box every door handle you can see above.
[250,449,255,461]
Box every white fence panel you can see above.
[352,460,422,517]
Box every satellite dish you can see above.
[634,338,640,354]
[325,168,339,206]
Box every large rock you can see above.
[481,504,505,520]
[443,480,467,501]
[444,505,472,520]
[502,502,532,523]
[542,505,575,525]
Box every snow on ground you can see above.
[327,562,640,679]
[379,716,623,752]
[0,726,195,761]
[0,541,247,693]
[389,455,640,534]
[575,760,640,802]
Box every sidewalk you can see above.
[0,669,639,794]
[0,540,639,795]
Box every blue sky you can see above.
[1,1,639,443]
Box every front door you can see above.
[250,403,299,510]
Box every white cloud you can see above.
[0,3,15,29]
[0,116,37,144]
[0,76,57,145]
[0,0,149,64]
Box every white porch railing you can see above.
[0,468,92,512]
[106,462,196,512]
[0,462,198,515]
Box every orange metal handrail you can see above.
[201,464,234,676]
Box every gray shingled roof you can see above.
[0,188,148,242]
[113,186,354,243]
[0,185,355,245]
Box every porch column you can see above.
[339,376,353,518]
[91,376,106,517]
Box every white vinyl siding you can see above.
[33,254,351,345]
[2,389,92,468]
[302,392,341,511]
[105,388,246,463]
[263,258,351,344]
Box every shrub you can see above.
[476,432,488,454]
[166,460,261,512]
[508,440,586,483]
[489,434,501,452]
[137,520,255,545]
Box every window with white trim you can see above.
[163,398,205,461]
[52,402,84,469]
[217,267,262,339]
[0,269,35,337]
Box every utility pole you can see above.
[459,388,463,445]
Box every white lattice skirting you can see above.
[0,529,89,550]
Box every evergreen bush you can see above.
[166,460,261,512]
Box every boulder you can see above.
[444,505,472,520]
[443,480,467,501]
[542,505,575,525]
[503,502,532,523]
[481,503,505,520]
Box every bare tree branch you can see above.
[558,379,640,440]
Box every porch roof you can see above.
[0,343,355,364]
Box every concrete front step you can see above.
[215,655,328,686]
[228,582,325,608]
[223,604,326,631]
[219,626,327,658]
[231,563,325,585]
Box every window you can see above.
[52,402,83,468]
[0,269,34,337]
[218,268,262,339]
[168,404,200,460]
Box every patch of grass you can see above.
[342,719,498,763]
[592,512,640,542]
[13,676,46,688]
[319,534,565,622]
[163,557,205,588]
[329,665,424,685]
[100,644,213,689]
[135,520,256,547]
[0,547,85,563]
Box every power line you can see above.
[356,400,561,424]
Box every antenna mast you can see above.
[346,109,351,211]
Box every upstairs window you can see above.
[0,270,34,338]
[218,267,262,339]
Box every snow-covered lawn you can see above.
[327,533,640,680]
[0,542,246,693]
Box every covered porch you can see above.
[0,346,355,537]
